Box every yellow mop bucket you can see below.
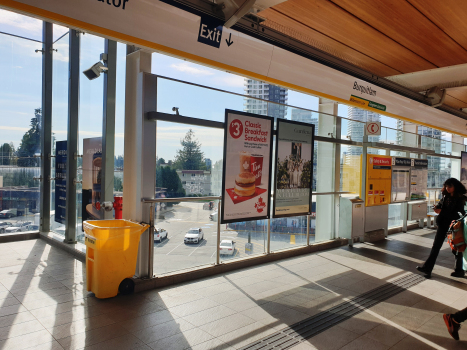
[83,220,148,299]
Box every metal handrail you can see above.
[142,196,221,203]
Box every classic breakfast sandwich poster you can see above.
[221,110,273,224]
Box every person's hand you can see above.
[434,208,441,214]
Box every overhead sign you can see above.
[365,121,381,136]
[198,15,223,48]
[273,119,314,218]
[3,0,467,136]
[392,157,411,167]
[221,110,273,224]
[350,95,387,112]
[55,141,67,224]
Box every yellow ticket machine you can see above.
[365,155,392,207]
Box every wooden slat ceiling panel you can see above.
[408,0,467,52]
[445,87,467,109]
[331,0,467,68]
[261,11,400,77]
[260,0,436,74]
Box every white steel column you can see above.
[316,98,337,242]
[452,135,464,179]
[123,50,154,277]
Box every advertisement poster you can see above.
[391,157,411,203]
[55,141,67,224]
[461,151,467,188]
[221,110,273,224]
[410,159,428,200]
[82,137,103,224]
[273,119,314,218]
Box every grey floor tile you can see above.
[0,329,55,350]
[200,313,256,338]
[147,327,214,350]
[339,335,390,350]
[131,318,195,344]
[304,325,360,350]
[364,322,408,347]
[182,305,237,327]
[216,321,276,349]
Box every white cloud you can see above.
[0,126,29,132]
[170,62,215,76]
[0,9,42,34]
[211,74,245,88]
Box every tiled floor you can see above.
[1,228,467,349]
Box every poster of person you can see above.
[273,119,314,217]
[82,137,103,225]
[221,110,273,224]
[461,151,467,188]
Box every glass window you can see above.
[0,31,42,232]
[50,28,69,236]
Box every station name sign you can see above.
[412,159,428,167]
[393,157,411,167]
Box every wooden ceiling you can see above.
[259,0,467,110]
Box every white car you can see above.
[220,240,236,256]
[5,221,33,233]
[0,222,13,233]
[154,228,168,242]
[184,228,203,244]
[209,211,218,221]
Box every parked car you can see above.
[0,222,13,233]
[184,228,203,244]
[154,228,168,242]
[219,240,236,256]
[25,224,39,231]
[0,209,17,219]
[5,221,33,233]
[209,211,218,221]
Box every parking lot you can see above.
[0,213,37,233]
[152,202,311,275]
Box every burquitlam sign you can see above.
[353,81,377,97]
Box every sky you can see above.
[0,8,451,167]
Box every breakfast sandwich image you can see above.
[234,172,256,197]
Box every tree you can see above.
[156,166,185,197]
[173,129,206,170]
[156,157,166,167]
[114,176,123,192]
[0,143,15,166]
[17,108,41,167]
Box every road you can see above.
[152,202,313,275]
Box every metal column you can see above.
[101,39,117,219]
[64,30,80,243]
[40,22,53,233]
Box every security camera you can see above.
[83,61,108,80]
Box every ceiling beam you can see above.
[386,63,467,92]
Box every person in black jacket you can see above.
[416,178,466,278]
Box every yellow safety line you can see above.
[2,0,466,137]
[290,235,296,244]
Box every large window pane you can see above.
[77,34,104,242]
[50,28,69,236]
[0,32,42,233]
